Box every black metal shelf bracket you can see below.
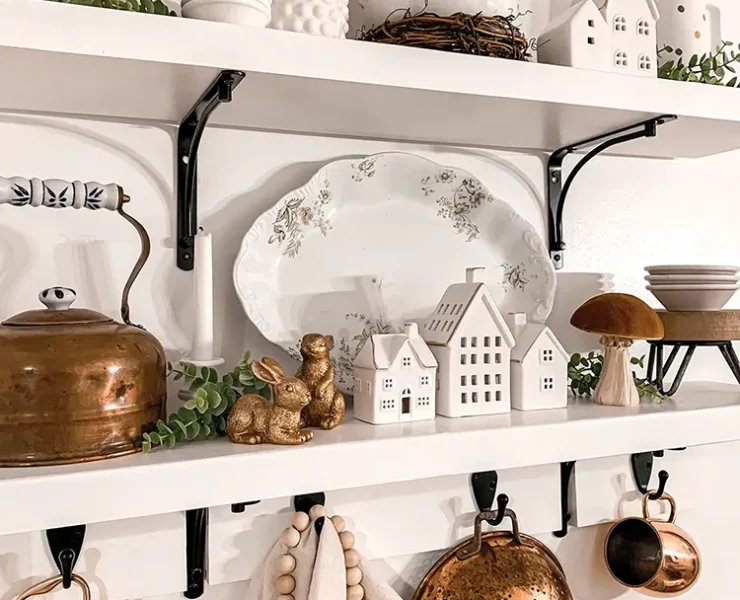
[294,492,327,537]
[547,114,677,270]
[185,508,208,599]
[553,461,576,538]
[46,525,86,589]
[231,500,260,514]
[177,70,245,271]
[471,471,510,527]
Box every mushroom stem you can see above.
[594,336,639,407]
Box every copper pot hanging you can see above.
[412,509,573,600]
[0,177,166,466]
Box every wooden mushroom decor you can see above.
[570,293,664,407]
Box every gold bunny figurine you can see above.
[296,334,345,430]
[226,357,314,446]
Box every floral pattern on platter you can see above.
[422,170,496,241]
[351,157,378,182]
[336,313,393,390]
[268,179,333,257]
[500,262,538,292]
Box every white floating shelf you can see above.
[2,382,740,536]
[3,1,740,158]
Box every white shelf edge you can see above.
[1,382,739,536]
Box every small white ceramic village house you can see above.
[422,268,514,418]
[353,323,438,424]
[505,314,570,411]
[538,0,659,78]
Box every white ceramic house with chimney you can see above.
[421,267,515,418]
[538,0,659,78]
[506,314,570,412]
[353,323,438,425]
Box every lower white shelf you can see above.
[1,382,739,536]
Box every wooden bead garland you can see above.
[278,505,365,600]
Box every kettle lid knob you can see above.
[39,287,77,311]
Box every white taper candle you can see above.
[185,228,223,366]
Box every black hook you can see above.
[184,509,208,599]
[471,471,510,526]
[554,461,576,538]
[46,525,85,589]
[631,452,671,499]
[293,492,326,537]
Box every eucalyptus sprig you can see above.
[64,0,176,15]
[658,41,740,86]
[568,352,668,403]
[142,351,271,452]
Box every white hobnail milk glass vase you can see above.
[271,0,350,38]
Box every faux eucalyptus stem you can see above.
[142,351,271,452]
[568,352,668,403]
[62,0,176,15]
[658,41,740,86]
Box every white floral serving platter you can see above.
[234,153,555,393]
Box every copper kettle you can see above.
[0,177,166,466]
[413,508,573,600]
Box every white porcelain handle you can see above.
[0,177,121,210]
[39,287,77,311]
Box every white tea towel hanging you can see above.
[245,505,402,600]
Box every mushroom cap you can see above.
[570,293,664,340]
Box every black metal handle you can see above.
[46,525,85,590]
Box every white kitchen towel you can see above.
[245,515,403,600]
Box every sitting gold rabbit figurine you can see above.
[226,357,314,446]
[296,334,345,430]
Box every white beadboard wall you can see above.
[3,1,740,599]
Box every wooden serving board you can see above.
[657,310,740,342]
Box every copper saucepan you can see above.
[413,508,573,600]
[605,492,701,597]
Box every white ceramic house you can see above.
[421,267,515,418]
[353,323,438,425]
[538,0,659,78]
[506,313,570,412]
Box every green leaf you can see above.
[157,420,173,436]
[689,55,698,68]
[202,424,212,437]
[208,390,223,409]
[174,371,184,381]
[208,368,219,383]
[259,386,272,399]
[196,396,208,413]
[571,353,582,365]
[189,377,206,392]
[142,440,152,452]
[254,378,267,390]
[630,357,640,364]
[200,367,210,380]
[580,358,589,367]
[728,77,739,86]
[149,432,162,445]
[239,372,254,386]
[201,411,213,425]
[143,432,151,442]
[184,363,197,377]
[184,398,198,410]
[592,363,602,376]
[186,421,201,440]
[243,350,252,362]
[165,434,176,449]
[665,45,674,53]
[222,373,234,386]
[195,388,208,400]
[716,66,725,78]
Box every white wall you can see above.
[2,0,740,598]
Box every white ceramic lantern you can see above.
[657,0,722,66]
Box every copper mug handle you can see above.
[17,574,91,600]
[642,491,677,524]
[0,176,150,326]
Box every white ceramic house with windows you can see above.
[538,0,659,78]
[353,323,438,425]
[506,313,570,412]
[421,267,515,418]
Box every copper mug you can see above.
[605,492,701,597]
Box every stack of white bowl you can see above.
[645,265,740,311]
[182,0,271,26]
